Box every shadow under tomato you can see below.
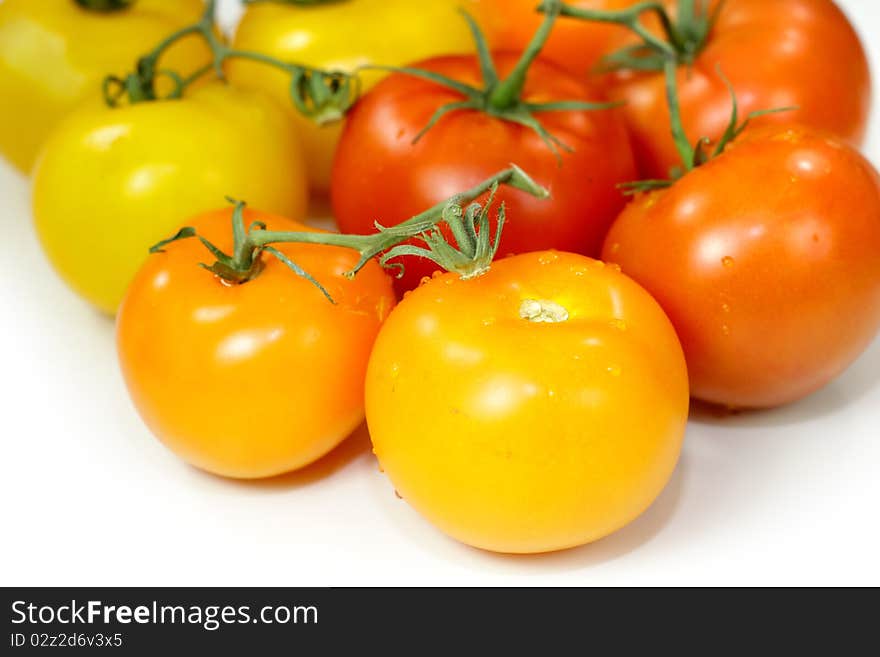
[378,456,688,573]
[484,457,687,571]
[197,423,373,491]
[689,334,880,429]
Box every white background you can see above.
[1,0,879,587]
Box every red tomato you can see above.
[603,125,880,408]
[598,0,871,179]
[475,0,634,76]
[331,54,636,294]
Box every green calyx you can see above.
[364,1,620,156]
[102,0,358,124]
[74,0,135,12]
[621,60,795,194]
[150,166,550,301]
[544,0,723,72]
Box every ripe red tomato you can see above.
[597,0,871,178]
[603,125,880,408]
[331,54,636,294]
[475,0,633,76]
[118,208,396,479]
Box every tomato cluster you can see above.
[3,0,879,555]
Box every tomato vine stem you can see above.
[361,1,622,156]
[74,0,135,11]
[620,61,796,194]
[150,166,551,301]
[543,0,722,71]
[102,0,359,124]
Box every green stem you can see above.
[248,165,548,274]
[663,60,695,171]
[103,0,358,123]
[74,0,135,11]
[150,166,550,298]
[550,1,677,57]
[619,60,797,194]
[358,6,620,156]
[543,0,719,70]
[487,0,561,109]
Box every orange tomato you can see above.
[475,0,633,76]
[598,0,871,178]
[366,251,689,554]
[603,125,880,408]
[117,208,396,479]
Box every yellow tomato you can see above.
[366,251,689,554]
[228,0,475,194]
[0,0,209,173]
[33,82,307,314]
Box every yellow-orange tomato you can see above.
[0,0,209,172]
[118,208,396,479]
[366,251,688,554]
[228,0,475,194]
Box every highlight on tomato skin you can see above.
[116,208,396,480]
[365,250,689,554]
[603,124,880,409]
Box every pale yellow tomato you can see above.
[33,83,307,314]
[0,0,209,173]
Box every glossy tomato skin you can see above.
[33,83,307,315]
[603,126,880,408]
[366,251,688,554]
[228,0,475,194]
[332,54,637,294]
[118,209,396,480]
[600,0,871,179]
[0,0,209,173]
[476,0,634,77]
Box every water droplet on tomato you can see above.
[538,252,559,265]
[722,324,731,336]
[607,365,622,377]
[722,256,735,268]
[419,276,432,286]
[721,303,731,314]
[610,319,628,331]
[609,243,621,255]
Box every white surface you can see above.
[2,0,879,587]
